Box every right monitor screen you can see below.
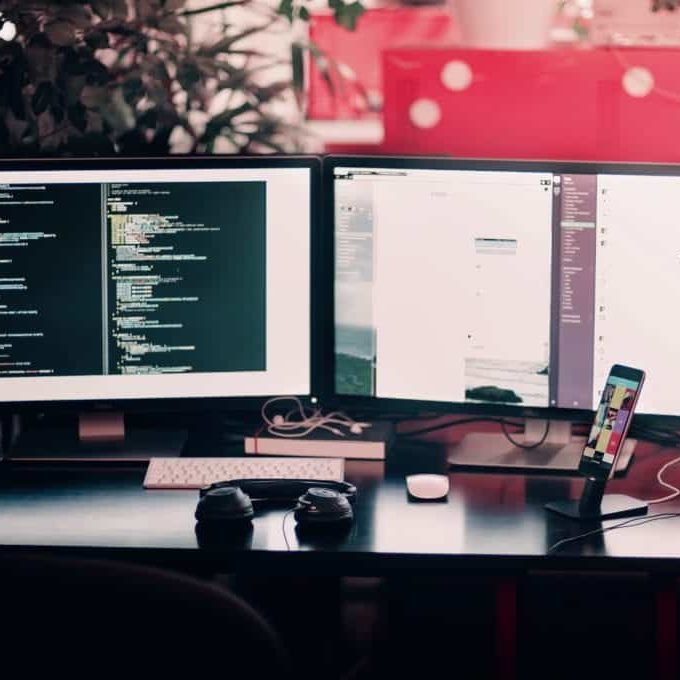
[333,162,678,416]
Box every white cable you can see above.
[644,454,680,504]
[260,396,372,439]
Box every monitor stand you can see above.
[545,476,648,521]
[446,419,636,474]
[6,412,186,462]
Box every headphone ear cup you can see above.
[195,486,254,524]
[294,488,354,527]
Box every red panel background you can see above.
[382,47,680,162]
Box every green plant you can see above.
[0,0,365,155]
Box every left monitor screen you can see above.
[0,163,312,403]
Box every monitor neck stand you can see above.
[79,412,125,444]
[545,476,648,521]
[6,412,186,461]
[70,412,186,460]
[446,419,636,475]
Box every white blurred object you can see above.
[409,99,441,128]
[593,0,680,46]
[622,66,655,97]
[0,20,16,42]
[452,0,557,49]
[441,60,473,91]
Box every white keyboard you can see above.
[143,456,345,490]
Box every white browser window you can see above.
[336,167,553,406]
[593,174,680,416]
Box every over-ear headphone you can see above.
[195,478,356,528]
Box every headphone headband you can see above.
[199,478,357,504]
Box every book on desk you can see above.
[244,420,394,460]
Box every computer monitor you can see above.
[326,155,680,471]
[0,156,319,456]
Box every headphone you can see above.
[195,478,356,529]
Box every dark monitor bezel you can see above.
[0,154,322,414]
[322,154,680,425]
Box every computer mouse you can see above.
[405,474,450,501]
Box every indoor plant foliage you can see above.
[0,0,364,155]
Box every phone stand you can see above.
[545,477,648,521]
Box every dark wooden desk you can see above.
[0,440,679,569]
[1,440,680,679]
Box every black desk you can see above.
[1,441,680,679]
[1,442,680,571]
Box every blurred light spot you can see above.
[0,20,17,42]
[622,66,654,98]
[409,98,441,129]
[441,60,473,91]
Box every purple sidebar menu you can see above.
[555,174,597,409]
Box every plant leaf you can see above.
[277,0,294,22]
[180,1,248,18]
[32,82,54,115]
[111,0,129,19]
[122,75,145,102]
[91,0,113,20]
[50,103,65,124]
[55,6,92,30]
[308,44,336,97]
[291,42,303,99]
[163,0,187,10]
[84,60,113,86]
[202,101,254,141]
[100,88,136,133]
[197,24,273,56]
[85,30,110,50]
[67,103,88,132]
[158,15,186,35]
[333,1,365,30]
[80,85,107,109]
[177,60,202,91]
[45,21,77,47]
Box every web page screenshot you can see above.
[593,174,680,416]
[335,168,554,407]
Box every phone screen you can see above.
[579,365,644,477]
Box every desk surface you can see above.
[1,440,680,574]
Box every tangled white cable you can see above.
[644,454,680,504]
[261,396,372,439]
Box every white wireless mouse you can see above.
[406,474,450,501]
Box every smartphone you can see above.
[578,364,645,480]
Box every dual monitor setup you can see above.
[1,155,678,520]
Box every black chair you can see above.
[0,551,291,678]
